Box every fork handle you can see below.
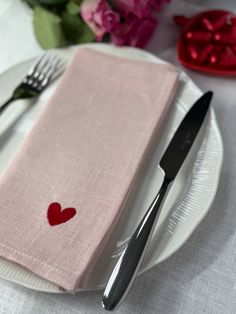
[0,97,14,115]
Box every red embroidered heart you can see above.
[174,10,236,75]
[47,202,76,226]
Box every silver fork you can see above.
[0,54,64,115]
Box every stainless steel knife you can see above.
[102,91,213,311]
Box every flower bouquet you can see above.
[24,0,170,49]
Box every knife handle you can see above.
[102,173,172,311]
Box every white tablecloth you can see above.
[0,0,236,313]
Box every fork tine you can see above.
[40,57,61,87]
[41,55,58,72]
[37,55,57,81]
[0,53,64,114]
[52,60,67,80]
[27,53,47,77]
[22,54,49,84]
[21,53,63,93]
[38,54,55,73]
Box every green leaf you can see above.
[61,11,82,42]
[77,22,95,43]
[66,1,80,15]
[72,0,83,5]
[33,6,67,49]
[39,0,68,5]
[61,11,95,44]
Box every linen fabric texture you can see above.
[0,48,178,291]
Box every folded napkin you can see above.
[0,48,178,292]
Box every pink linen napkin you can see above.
[0,48,178,292]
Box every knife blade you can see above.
[102,91,213,311]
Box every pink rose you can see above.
[102,10,120,31]
[113,0,168,17]
[80,0,120,41]
[152,0,171,11]
[113,0,153,18]
[111,14,157,48]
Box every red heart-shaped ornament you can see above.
[174,10,236,75]
[47,202,76,226]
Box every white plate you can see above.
[0,44,223,293]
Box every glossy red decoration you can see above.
[47,202,77,226]
[174,10,236,75]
